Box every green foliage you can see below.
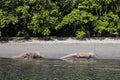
[0,9,17,28]
[76,30,85,39]
[0,31,1,37]
[94,11,120,36]
[28,2,59,36]
[0,0,120,37]
[16,5,30,18]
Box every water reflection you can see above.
[0,58,120,80]
[62,58,96,64]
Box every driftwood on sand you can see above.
[12,51,43,59]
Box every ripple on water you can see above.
[0,58,120,80]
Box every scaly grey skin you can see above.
[61,50,96,60]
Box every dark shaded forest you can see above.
[0,0,120,38]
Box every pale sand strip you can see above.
[0,38,120,59]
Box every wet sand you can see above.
[0,38,120,59]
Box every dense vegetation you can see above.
[0,0,120,38]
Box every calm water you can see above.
[0,58,120,80]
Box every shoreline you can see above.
[0,37,120,60]
[1,37,120,44]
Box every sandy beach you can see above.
[0,37,120,59]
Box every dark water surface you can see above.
[0,58,120,80]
